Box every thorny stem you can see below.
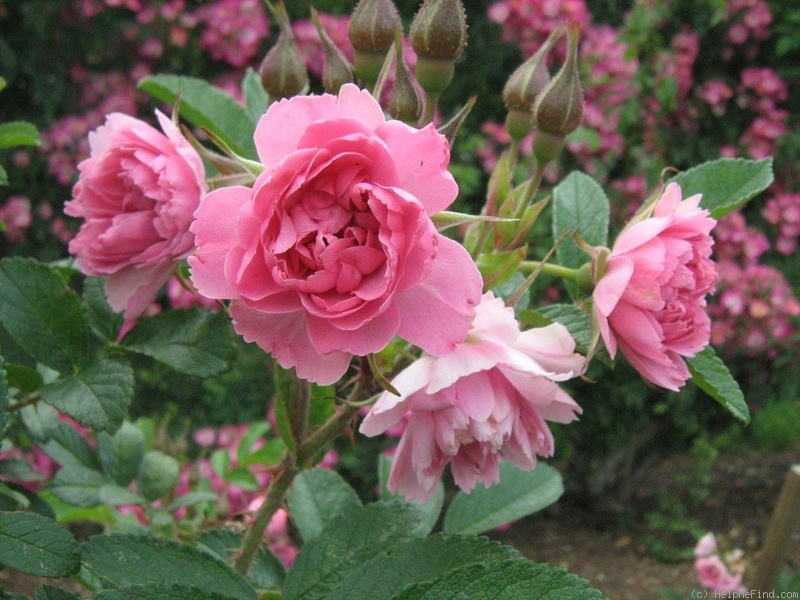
[233,456,298,575]
[234,375,363,576]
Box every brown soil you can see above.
[492,448,800,599]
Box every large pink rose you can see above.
[360,292,584,502]
[593,182,717,390]
[65,111,206,318]
[190,84,482,384]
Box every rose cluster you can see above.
[62,6,727,501]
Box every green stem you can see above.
[293,377,310,445]
[422,91,440,126]
[234,392,361,576]
[234,457,298,575]
[515,159,546,220]
[297,403,359,466]
[508,138,520,171]
[8,393,39,413]
[519,260,579,281]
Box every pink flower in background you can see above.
[194,0,269,68]
[190,83,482,384]
[0,196,32,243]
[694,532,718,558]
[360,292,584,502]
[593,183,717,390]
[65,110,206,318]
[695,555,746,593]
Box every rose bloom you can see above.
[593,182,717,390]
[360,292,585,502]
[65,110,206,318]
[190,83,482,384]
[694,532,718,558]
[695,555,745,593]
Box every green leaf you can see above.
[82,277,123,344]
[0,164,8,186]
[670,157,774,219]
[165,491,219,511]
[0,356,7,435]
[390,558,602,600]
[242,67,269,125]
[444,463,563,535]
[81,534,258,600]
[552,172,609,289]
[226,467,259,491]
[476,248,527,291]
[197,528,286,588]
[0,483,29,511]
[0,258,91,374]
[236,421,271,464]
[273,364,297,452]
[378,454,443,538]
[239,438,287,468]
[121,309,235,378]
[94,584,237,600]
[41,359,134,433]
[34,584,81,600]
[4,363,43,393]
[282,500,422,600]
[328,534,521,600]
[137,451,180,501]
[0,121,41,149]
[97,484,143,506]
[0,458,43,483]
[98,421,146,486]
[286,467,363,542]
[0,511,80,577]
[38,418,100,470]
[138,75,257,159]
[308,382,336,430]
[51,466,108,507]
[687,346,749,424]
[536,304,592,352]
[19,403,59,442]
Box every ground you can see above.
[492,448,800,599]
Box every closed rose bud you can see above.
[410,0,467,60]
[260,4,307,99]
[311,7,355,94]
[503,27,564,142]
[410,0,467,97]
[349,0,401,89]
[533,24,584,139]
[389,28,423,125]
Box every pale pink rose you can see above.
[694,532,718,558]
[593,183,717,390]
[190,84,482,384]
[695,555,745,593]
[360,292,584,502]
[65,111,206,318]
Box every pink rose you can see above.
[190,84,482,384]
[593,182,717,390]
[695,555,745,593]
[65,111,206,318]
[360,292,584,502]
[694,532,718,558]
